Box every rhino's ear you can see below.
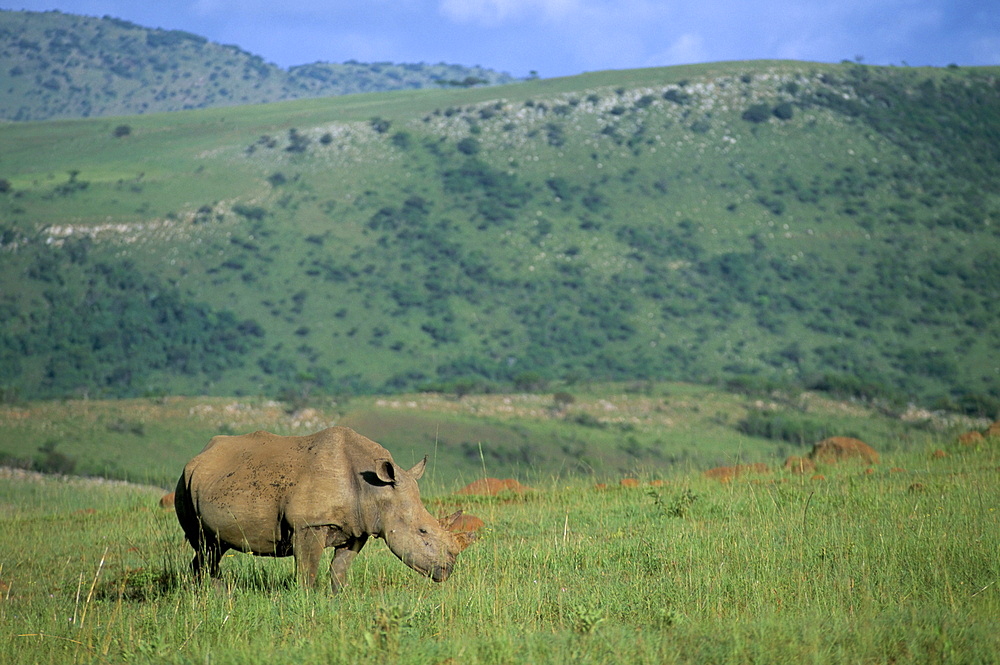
[374,458,396,485]
[409,455,427,480]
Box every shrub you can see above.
[737,410,834,446]
[34,440,76,475]
[742,104,772,123]
[457,137,480,155]
[663,89,690,104]
[233,204,267,221]
[285,128,310,153]
[390,131,412,149]
[773,102,794,120]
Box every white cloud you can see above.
[439,0,579,25]
[658,33,706,66]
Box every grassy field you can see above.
[1,427,997,664]
[1,387,998,663]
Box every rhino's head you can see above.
[368,456,466,582]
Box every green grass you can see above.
[2,434,997,664]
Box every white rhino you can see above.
[174,426,473,592]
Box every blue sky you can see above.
[4,1,998,78]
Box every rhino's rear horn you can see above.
[409,455,427,480]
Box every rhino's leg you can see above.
[191,537,227,579]
[330,536,368,593]
[292,527,328,588]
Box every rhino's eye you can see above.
[419,528,428,535]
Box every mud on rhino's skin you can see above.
[174,426,476,592]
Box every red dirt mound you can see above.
[809,437,879,465]
[456,477,532,496]
[620,478,640,488]
[437,511,483,552]
[783,455,816,475]
[704,463,769,482]
[159,492,175,509]
[957,431,984,446]
[447,513,485,532]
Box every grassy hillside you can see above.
[1,60,999,410]
[0,383,980,489]
[1,432,997,664]
[0,9,515,121]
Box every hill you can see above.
[0,9,515,121]
[0,60,999,411]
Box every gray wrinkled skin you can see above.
[174,426,465,592]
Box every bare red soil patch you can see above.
[958,431,985,446]
[783,455,816,475]
[438,511,484,553]
[704,463,769,482]
[456,477,532,496]
[159,492,175,509]
[809,437,880,465]
[445,513,485,532]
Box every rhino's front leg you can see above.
[292,527,327,588]
[330,536,368,593]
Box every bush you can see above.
[736,410,834,446]
[457,137,480,155]
[773,102,794,120]
[34,440,76,475]
[741,104,772,123]
[233,204,267,221]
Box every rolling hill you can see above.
[0,9,515,121]
[1,60,998,413]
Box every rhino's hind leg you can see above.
[330,536,368,593]
[190,532,228,579]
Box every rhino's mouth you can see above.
[430,564,451,583]
[404,557,453,582]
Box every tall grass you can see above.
[2,438,997,664]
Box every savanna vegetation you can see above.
[0,393,997,664]
[2,12,998,664]
[1,58,998,411]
